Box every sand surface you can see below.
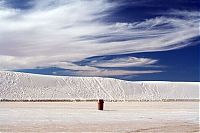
[0,102,199,132]
[1,71,199,101]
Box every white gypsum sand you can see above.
[0,71,199,101]
[0,71,199,132]
[0,102,199,132]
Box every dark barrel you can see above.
[98,99,104,110]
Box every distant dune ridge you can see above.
[0,71,199,101]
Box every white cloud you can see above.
[54,69,162,77]
[164,9,200,18]
[0,0,199,76]
[89,57,158,68]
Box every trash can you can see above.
[98,99,104,110]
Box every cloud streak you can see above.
[80,57,158,68]
[0,0,199,76]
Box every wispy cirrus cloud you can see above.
[78,57,158,68]
[0,0,199,77]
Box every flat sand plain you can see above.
[0,102,199,132]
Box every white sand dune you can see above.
[0,71,199,101]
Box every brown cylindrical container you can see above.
[98,99,104,110]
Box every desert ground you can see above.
[0,102,199,132]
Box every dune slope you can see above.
[0,71,199,101]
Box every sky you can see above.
[0,0,199,81]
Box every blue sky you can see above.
[0,0,199,81]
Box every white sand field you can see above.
[0,71,199,132]
[0,102,199,132]
[0,71,199,101]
